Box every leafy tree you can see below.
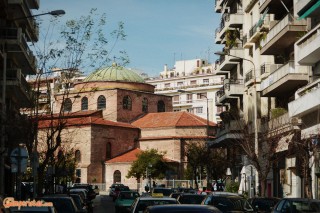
[126,149,172,181]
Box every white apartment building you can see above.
[146,59,225,124]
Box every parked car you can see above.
[109,183,125,197]
[112,185,130,201]
[114,191,140,213]
[202,194,254,213]
[69,193,88,213]
[129,196,179,213]
[272,198,320,213]
[39,194,81,213]
[70,184,96,201]
[145,204,222,213]
[248,197,280,213]
[169,192,181,199]
[176,193,206,204]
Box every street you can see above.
[92,192,115,213]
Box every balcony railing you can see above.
[260,61,310,91]
[154,82,223,92]
[260,14,307,48]
[245,69,254,83]
[260,63,283,79]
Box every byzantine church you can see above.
[40,64,215,188]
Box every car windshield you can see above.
[213,197,254,212]
[178,195,206,204]
[135,200,178,213]
[292,200,320,212]
[120,191,140,199]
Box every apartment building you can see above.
[213,0,312,198]
[288,1,320,199]
[146,59,225,124]
[0,0,39,195]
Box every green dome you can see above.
[84,63,145,83]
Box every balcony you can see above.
[2,68,33,107]
[295,23,320,65]
[8,0,40,41]
[218,13,244,39]
[247,15,271,44]
[260,15,307,55]
[243,34,254,49]
[215,28,222,44]
[215,0,223,12]
[0,28,37,75]
[218,48,244,71]
[244,69,255,87]
[217,79,244,103]
[260,61,310,97]
[259,0,292,13]
[8,0,40,9]
[260,63,283,80]
[208,119,245,147]
[289,79,320,118]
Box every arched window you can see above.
[63,98,72,112]
[157,100,165,112]
[123,95,132,110]
[142,98,148,113]
[106,143,111,160]
[81,97,88,111]
[97,95,106,110]
[113,170,121,184]
[75,150,81,163]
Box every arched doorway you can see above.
[113,170,121,183]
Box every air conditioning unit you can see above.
[290,117,302,126]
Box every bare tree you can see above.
[25,8,128,195]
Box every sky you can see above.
[37,0,222,77]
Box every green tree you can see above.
[126,149,172,181]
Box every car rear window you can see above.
[135,200,178,213]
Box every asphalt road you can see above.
[92,193,115,213]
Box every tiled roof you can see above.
[132,111,216,128]
[106,148,178,163]
[106,148,142,163]
[38,110,102,120]
[38,116,138,129]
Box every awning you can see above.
[276,133,294,153]
[298,0,320,20]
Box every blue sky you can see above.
[38,0,222,77]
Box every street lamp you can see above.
[214,51,259,196]
[0,9,66,196]
[13,10,66,20]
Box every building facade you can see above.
[146,59,225,124]
[212,0,314,198]
[0,0,39,196]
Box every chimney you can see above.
[164,64,168,72]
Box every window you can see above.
[187,108,194,113]
[142,98,148,113]
[195,107,203,114]
[165,83,171,88]
[203,79,209,84]
[197,93,207,99]
[173,95,179,104]
[157,100,165,112]
[190,80,197,85]
[75,150,81,163]
[123,95,132,110]
[106,143,111,160]
[187,94,192,103]
[113,170,121,183]
[177,82,184,87]
[97,95,106,109]
[81,97,88,111]
[63,98,72,112]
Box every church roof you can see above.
[106,148,142,163]
[83,63,145,83]
[131,111,216,128]
[106,148,178,163]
